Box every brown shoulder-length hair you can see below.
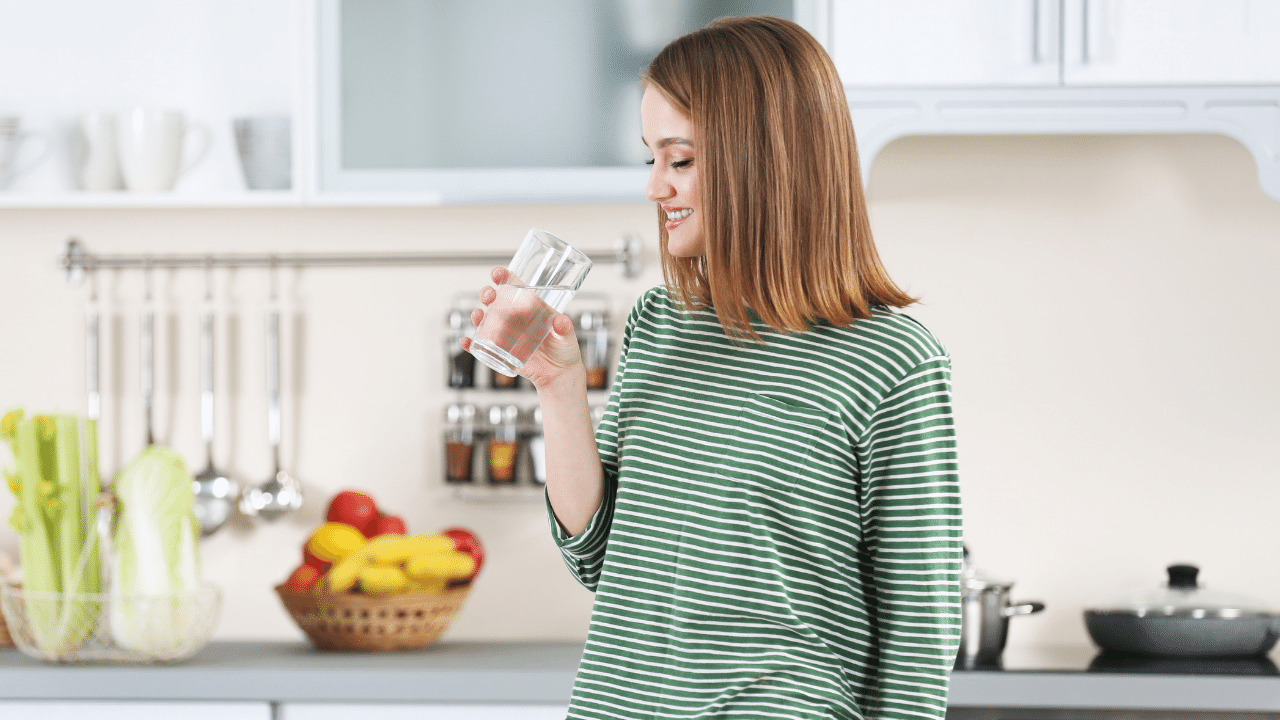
[641,15,914,339]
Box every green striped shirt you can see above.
[549,286,963,720]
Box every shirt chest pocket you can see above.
[714,393,833,496]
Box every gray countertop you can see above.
[2,642,1280,711]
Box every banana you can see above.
[320,552,366,594]
[366,534,455,565]
[357,565,411,594]
[404,550,475,581]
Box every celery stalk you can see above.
[53,415,100,649]
[2,411,102,656]
[11,415,61,653]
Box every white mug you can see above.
[233,116,292,190]
[0,116,51,190]
[117,108,212,192]
[79,111,123,191]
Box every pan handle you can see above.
[1004,601,1046,617]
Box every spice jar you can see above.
[444,403,477,484]
[578,310,610,390]
[528,406,546,486]
[446,310,476,389]
[486,404,520,484]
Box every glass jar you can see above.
[445,310,476,389]
[443,403,477,484]
[527,406,546,486]
[486,404,520,484]
[578,310,610,390]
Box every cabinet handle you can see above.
[1031,0,1042,63]
[1080,0,1090,65]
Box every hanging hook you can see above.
[203,255,215,302]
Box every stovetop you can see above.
[956,645,1280,676]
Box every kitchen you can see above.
[2,1,1280,718]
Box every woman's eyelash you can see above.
[645,159,655,166]
[672,159,693,168]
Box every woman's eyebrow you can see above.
[642,137,693,149]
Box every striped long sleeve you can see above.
[857,358,963,719]
[549,286,963,720]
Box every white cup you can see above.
[117,108,212,192]
[233,116,291,190]
[79,111,123,191]
[0,116,51,190]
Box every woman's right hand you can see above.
[459,267,586,391]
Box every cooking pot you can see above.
[1084,564,1280,658]
[956,550,1045,668]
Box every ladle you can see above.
[192,277,238,536]
[240,295,302,521]
[141,274,155,447]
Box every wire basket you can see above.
[0,580,220,664]
[276,583,470,652]
[0,604,11,648]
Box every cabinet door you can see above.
[1061,0,1280,84]
[0,702,272,720]
[830,0,1061,87]
[281,703,570,720]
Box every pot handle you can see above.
[1003,601,1046,617]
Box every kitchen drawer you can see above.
[0,701,272,720]
[281,703,570,720]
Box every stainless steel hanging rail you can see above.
[60,234,643,283]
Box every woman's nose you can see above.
[645,169,672,202]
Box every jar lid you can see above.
[578,311,608,331]
[1087,565,1276,619]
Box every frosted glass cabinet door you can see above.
[0,702,272,720]
[830,0,1061,87]
[1060,0,1280,85]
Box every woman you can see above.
[466,15,962,720]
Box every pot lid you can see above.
[960,546,1013,592]
[1088,565,1276,619]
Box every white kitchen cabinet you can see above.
[830,0,1059,87]
[830,0,1280,87]
[281,703,570,720]
[0,0,301,207]
[0,701,272,720]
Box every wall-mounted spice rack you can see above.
[442,292,613,503]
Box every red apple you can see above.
[371,513,407,536]
[302,545,332,573]
[442,527,484,578]
[326,490,378,537]
[283,564,322,594]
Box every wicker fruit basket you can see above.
[275,583,471,652]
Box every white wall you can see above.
[1,132,1278,651]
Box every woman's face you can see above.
[641,87,704,258]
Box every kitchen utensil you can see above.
[468,228,593,378]
[956,547,1045,668]
[233,116,291,190]
[192,290,238,536]
[117,108,211,192]
[141,284,155,446]
[239,303,302,520]
[1084,564,1280,658]
[86,278,100,421]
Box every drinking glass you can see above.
[469,229,592,377]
